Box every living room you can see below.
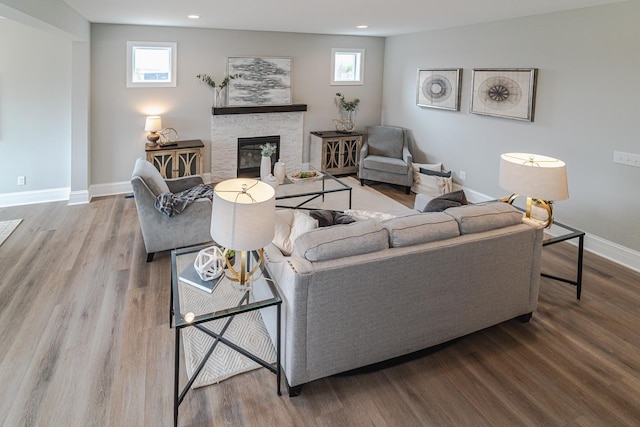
[1,0,639,425]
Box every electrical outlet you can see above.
[17,176,26,186]
[613,151,640,168]
[459,171,466,180]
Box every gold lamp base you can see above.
[503,194,554,228]
[224,249,264,292]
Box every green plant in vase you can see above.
[196,73,241,107]
[334,93,360,132]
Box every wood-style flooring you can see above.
[1,182,639,426]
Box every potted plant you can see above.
[260,143,277,181]
[196,73,241,107]
[334,93,360,132]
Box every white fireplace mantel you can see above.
[211,108,306,183]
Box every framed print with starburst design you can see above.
[470,68,538,121]
[417,69,462,111]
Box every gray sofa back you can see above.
[257,203,544,389]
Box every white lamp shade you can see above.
[211,178,276,251]
[499,153,569,201]
[144,116,162,132]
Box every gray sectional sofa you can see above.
[255,201,544,395]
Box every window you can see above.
[331,48,364,85]
[126,41,177,87]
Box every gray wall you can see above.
[90,24,385,186]
[382,1,640,253]
[0,19,71,194]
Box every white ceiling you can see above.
[63,0,624,37]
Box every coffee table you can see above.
[170,244,282,426]
[275,167,352,210]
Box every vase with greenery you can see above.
[196,73,241,107]
[260,142,277,181]
[335,93,360,132]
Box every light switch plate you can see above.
[613,151,640,168]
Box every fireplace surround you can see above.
[211,105,306,183]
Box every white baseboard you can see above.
[68,190,90,205]
[90,181,132,198]
[0,187,70,207]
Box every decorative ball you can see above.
[193,246,225,281]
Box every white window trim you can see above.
[330,48,364,86]
[126,41,177,88]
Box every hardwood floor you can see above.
[1,185,639,426]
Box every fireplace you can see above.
[237,136,280,178]
[210,109,305,182]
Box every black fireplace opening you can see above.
[237,135,280,178]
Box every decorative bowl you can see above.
[287,171,324,183]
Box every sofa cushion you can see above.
[362,155,410,175]
[423,190,468,212]
[382,212,460,248]
[445,202,523,234]
[273,210,318,256]
[132,158,170,195]
[293,219,389,262]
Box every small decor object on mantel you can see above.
[334,92,359,133]
[260,142,277,181]
[196,73,241,108]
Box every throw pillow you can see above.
[423,190,468,213]
[309,210,356,227]
[419,168,452,178]
[343,209,397,221]
[272,210,318,256]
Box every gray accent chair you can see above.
[358,125,413,194]
[131,158,212,262]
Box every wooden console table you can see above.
[145,139,204,179]
[310,131,363,175]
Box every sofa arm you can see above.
[166,175,205,193]
[402,146,413,165]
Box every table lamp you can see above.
[144,116,163,146]
[211,178,276,291]
[499,152,569,228]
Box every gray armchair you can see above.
[131,158,212,262]
[358,125,413,194]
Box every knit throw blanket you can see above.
[155,184,215,217]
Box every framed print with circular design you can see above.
[417,68,462,111]
[470,68,538,122]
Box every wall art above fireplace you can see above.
[227,57,292,107]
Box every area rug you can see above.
[181,179,408,388]
[0,219,22,247]
[180,276,277,388]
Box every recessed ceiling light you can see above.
[188,15,200,19]
[356,25,368,29]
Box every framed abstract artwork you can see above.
[227,56,292,106]
[470,68,538,121]
[417,69,462,111]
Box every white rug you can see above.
[276,176,408,212]
[0,219,22,247]
[181,178,408,388]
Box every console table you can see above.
[145,139,204,179]
[310,131,363,175]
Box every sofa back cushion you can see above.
[293,219,389,262]
[445,202,523,234]
[382,212,460,248]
